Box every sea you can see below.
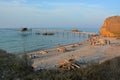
[0,27,99,54]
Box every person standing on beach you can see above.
[104,39,107,45]
[57,44,61,52]
[58,44,61,48]
[108,40,111,45]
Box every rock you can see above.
[100,16,120,37]
[72,29,79,32]
[42,32,54,36]
[20,28,28,32]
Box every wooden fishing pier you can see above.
[35,29,96,35]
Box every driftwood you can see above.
[57,56,81,70]
[57,61,80,70]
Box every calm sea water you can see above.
[0,28,99,54]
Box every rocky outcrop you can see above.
[72,29,79,32]
[100,16,120,37]
[20,28,28,32]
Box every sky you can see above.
[0,0,120,29]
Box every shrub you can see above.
[1,49,120,80]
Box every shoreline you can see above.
[17,39,87,55]
[19,40,86,56]
[31,41,87,69]
[18,37,120,70]
[18,40,87,68]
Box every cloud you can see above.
[2,0,28,3]
[0,1,112,28]
[12,0,25,3]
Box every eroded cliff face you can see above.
[100,16,120,37]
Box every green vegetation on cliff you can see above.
[0,49,33,80]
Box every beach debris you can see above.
[56,55,81,70]
[29,50,48,59]
[42,32,54,36]
[29,54,36,59]
[57,60,81,70]
[33,65,44,71]
[39,50,48,54]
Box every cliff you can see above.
[100,16,120,37]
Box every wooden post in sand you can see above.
[79,33,81,38]
[67,32,69,39]
[72,32,75,38]
[88,34,91,38]
[62,32,64,38]
[56,32,59,37]
[82,33,85,37]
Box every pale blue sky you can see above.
[0,0,120,28]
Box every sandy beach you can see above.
[26,37,120,69]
